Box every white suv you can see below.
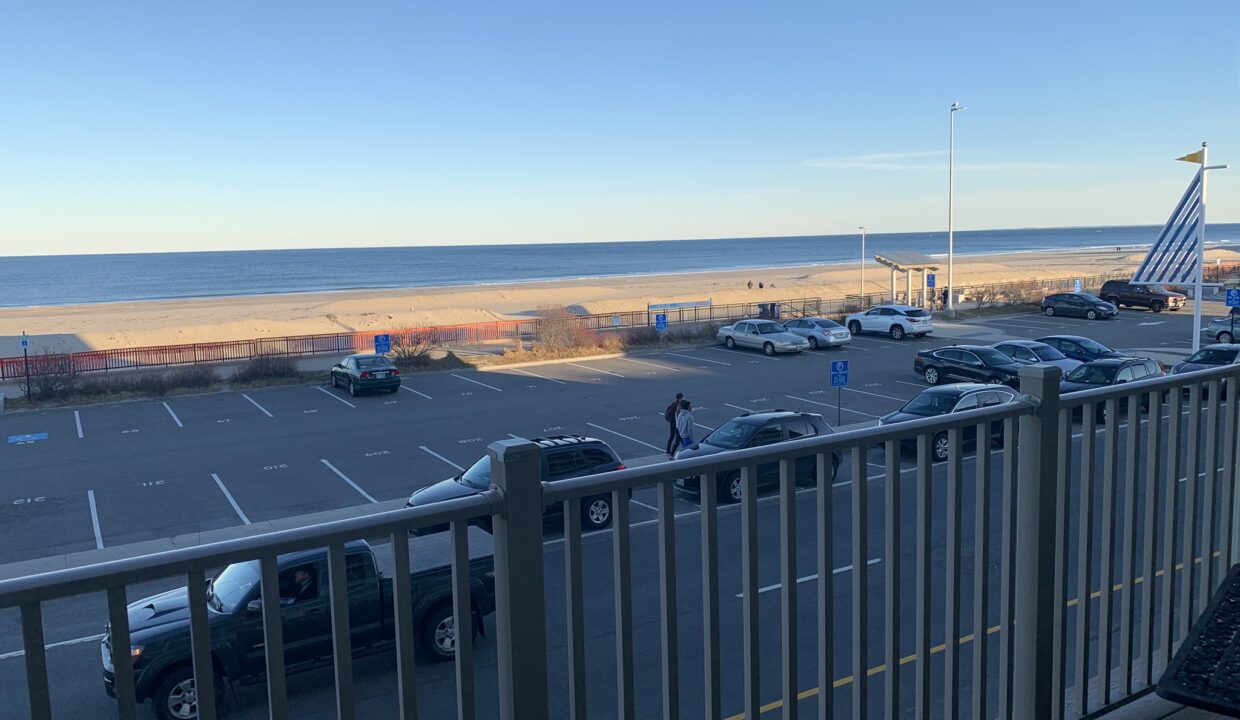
[844,304,934,340]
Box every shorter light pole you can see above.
[858,226,868,301]
[21,331,32,405]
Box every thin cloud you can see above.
[803,150,1076,176]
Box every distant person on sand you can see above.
[758,282,764,289]
[676,400,695,449]
[747,281,753,290]
[770,282,775,289]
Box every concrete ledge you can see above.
[476,352,628,371]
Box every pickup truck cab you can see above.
[103,529,495,720]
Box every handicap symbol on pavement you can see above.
[8,432,48,445]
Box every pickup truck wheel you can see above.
[153,664,222,720]
[583,495,612,529]
[1106,296,1121,307]
[422,603,475,662]
[1150,301,1164,313]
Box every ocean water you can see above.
[2,224,1238,308]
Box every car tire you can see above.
[924,366,941,385]
[349,380,359,397]
[719,472,743,503]
[1044,306,1056,317]
[890,325,905,340]
[763,342,775,356]
[1106,296,1121,307]
[848,320,861,335]
[153,663,223,720]
[1086,309,1098,320]
[331,373,339,388]
[987,376,1005,385]
[582,495,613,530]
[1151,301,1164,313]
[1221,332,1235,344]
[725,336,736,349]
[932,431,950,462]
[808,336,819,349]
[421,602,475,662]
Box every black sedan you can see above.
[913,345,1022,387]
[1037,335,1127,363]
[879,383,1018,461]
[673,410,839,503]
[330,353,401,396]
[1040,292,1118,320]
[1059,357,1164,419]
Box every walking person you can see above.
[663,392,684,459]
[676,400,696,451]
[941,287,949,310]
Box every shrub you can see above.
[19,350,78,400]
[234,354,300,383]
[388,332,435,369]
[534,305,594,349]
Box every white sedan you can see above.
[844,304,934,340]
[717,320,810,355]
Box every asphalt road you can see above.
[0,301,1229,719]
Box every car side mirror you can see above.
[246,599,263,613]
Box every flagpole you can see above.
[1194,142,1207,352]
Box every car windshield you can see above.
[900,309,931,318]
[357,357,392,369]
[973,348,1012,366]
[899,392,958,417]
[1147,284,1169,294]
[1066,364,1119,384]
[706,420,759,449]
[1188,348,1239,364]
[757,323,786,334]
[1074,337,1113,355]
[212,560,261,612]
[458,456,492,490]
[1032,345,1067,361]
[814,319,842,329]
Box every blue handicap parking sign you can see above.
[20,336,29,348]
[927,274,935,289]
[831,360,849,387]
[8,432,48,445]
[655,313,668,331]
[374,334,391,354]
[1227,289,1240,308]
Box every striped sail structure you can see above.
[1131,169,1203,285]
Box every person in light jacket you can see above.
[675,400,695,450]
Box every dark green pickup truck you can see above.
[102,529,495,720]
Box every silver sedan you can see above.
[717,320,810,355]
[782,316,852,349]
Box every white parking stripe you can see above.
[451,374,503,392]
[316,386,357,408]
[74,410,84,439]
[842,387,909,403]
[242,393,274,418]
[694,422,715,432]
[621,357,680,372]
[709,347,776,360]
[162,401,184,428]
[566,362,625,378]
[894,380,928,389]
[420,446,465,471]
[211,473,251,524]
[87,490,103,549]
[740,558,883,596]
[665,351,730,366]
[632,498,660,513]
[724,403,753,413]
[509,368,567,385]
[0,634,106,661]
[401,386,433,399]
[785,394,882,419]
[585,422,663,451]
[320,459,378,503]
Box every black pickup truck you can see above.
[102,528,495,720]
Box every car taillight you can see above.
[360,371,371,379]
[391,369,400,376]
[615,464,626,470]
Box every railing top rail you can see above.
[0,492,497,609]
[1056,361,1240,409]
[542,398,1036,502]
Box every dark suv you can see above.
[407,435,627,532]
[673,410,839,503]
[1099,280,1185,313]
[914,345,1022,387]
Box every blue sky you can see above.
[1,1,1238,255]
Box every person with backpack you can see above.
[676,400,696,451]
[664,392,684,459]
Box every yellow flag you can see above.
[1176,150,1204,164]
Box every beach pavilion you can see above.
[873,250,940,307]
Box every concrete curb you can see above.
[476,352,628,372]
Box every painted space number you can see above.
[264,464,289,471]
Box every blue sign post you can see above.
[374,334,391,355]
[927,273,936,289]
[831,360,849,425]
[1074,278,1083,294]
[1226,288,1240,308]
[655,313,668,332]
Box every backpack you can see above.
[664,402,678,423]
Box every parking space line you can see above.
[242,393,274,418]
[320,459,378,503]
[842,387,909,403]
[74,410,84,439]
[0,634,106,661]
[401,386,434,399]
[87,490,104,549]
[724,403,753,413]
[621,357,680,372]
[420,446,465,471]
[632,498,660,513]
[509,368,567,385]
[451,373,503,392]
[785,394,882,419]
[162,401,184,428]
[566,362,625,378]
[316,386,357,408]
[709,347,776,360]
[694,422,715,432]
[665,351,731,366]
[585,422,662,451]
[894,380,927,389]
[741,557,882,597]
[211,473,251,524]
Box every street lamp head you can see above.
[950,101,966,112]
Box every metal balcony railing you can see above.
[2,362,1239,719]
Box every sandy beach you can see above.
[3,247,1238,356]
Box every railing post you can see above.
[488,439,549,720]
[1014,364,1062,719]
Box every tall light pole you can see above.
[858,226,868,300]
[947,101,965,315]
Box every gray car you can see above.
[717,320,810,355]
[1202,308,1240,344]
[781,317,852,349]
[991,339,1082,374]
